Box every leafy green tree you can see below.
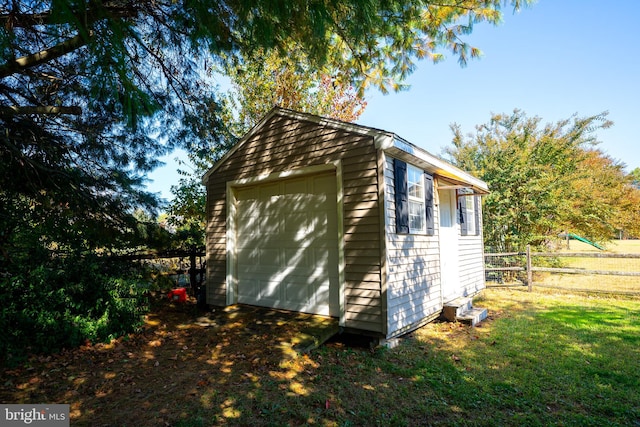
[570,150,640,242]
[446,110,616,251]
[168,44,369,234]
[166,0,531,243]
[166,175,207,250]
[623,187,640,239]
[2,0,529,254]
[217,45,367,140]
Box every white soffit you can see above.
[378,136,489,194]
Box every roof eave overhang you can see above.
[202,107,489,196]
[377,136,489,195]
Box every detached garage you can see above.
[203,108,489,339]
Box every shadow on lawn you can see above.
[0,297,515,426]
[0,299,379,426]
[3,292,637,426]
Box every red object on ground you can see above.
[168,287,187,303]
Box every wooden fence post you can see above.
[189,247,197,291]
[526,244,533,291]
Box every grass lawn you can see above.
[306,289,640,427]
[2,289,639,426]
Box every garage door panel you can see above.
[236,212,280,236]
[282,247,312,270]
[259,247,280,266]
[309,212,329,229]
[283,280,331,315]
[259,182,281,198]
[283,212,309,234]
[237,247,259,266]
[235,172,339,317]
[238,264,281,278]
[239,278,260,300]
[283,280,310,305]
[236,216,258,236]
[313,174,337,194]
[259,280,281,303]
[238,281,332,315]
[236,187,257,201]
[284,177,307,194]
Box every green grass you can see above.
[560,239,640,271]
[177,289,640,426]
[8,288,635,426]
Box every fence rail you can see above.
[531,267,640,277]
[532,252,640,259]
[485,245,640,295]
[116,249,206,291]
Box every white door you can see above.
[234,172,340,317]
[439,189,459,302]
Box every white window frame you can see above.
[407,165,426,234]
[465,196,476,235]
[458,188,477,236]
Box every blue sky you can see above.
[147,0,640,202]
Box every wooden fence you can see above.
[485,245,640,295]
[116,248,206,291]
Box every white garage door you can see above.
[234,172,340,317]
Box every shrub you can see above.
[0,254,150,365]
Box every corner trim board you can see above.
[226,181,237,305]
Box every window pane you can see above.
[407,167,423,198]
[466,197,476,235]
[409,200,424,232]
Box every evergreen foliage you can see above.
[0,254,150,364]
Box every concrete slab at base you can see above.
[212,304,341,359]
[457,307,488,326]
[379,337,401,349]
[442,297,473,321]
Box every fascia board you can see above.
[202,107,488,194]
[384,137,489,194]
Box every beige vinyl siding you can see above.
[205,113,384,333]
[383,155,442,338]
[458,197,485,297]
[205,187,227,306]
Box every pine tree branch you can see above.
[0,12,51,27]
[0,4,140,28]
[0,106,82,115]
[0,32,93,79]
